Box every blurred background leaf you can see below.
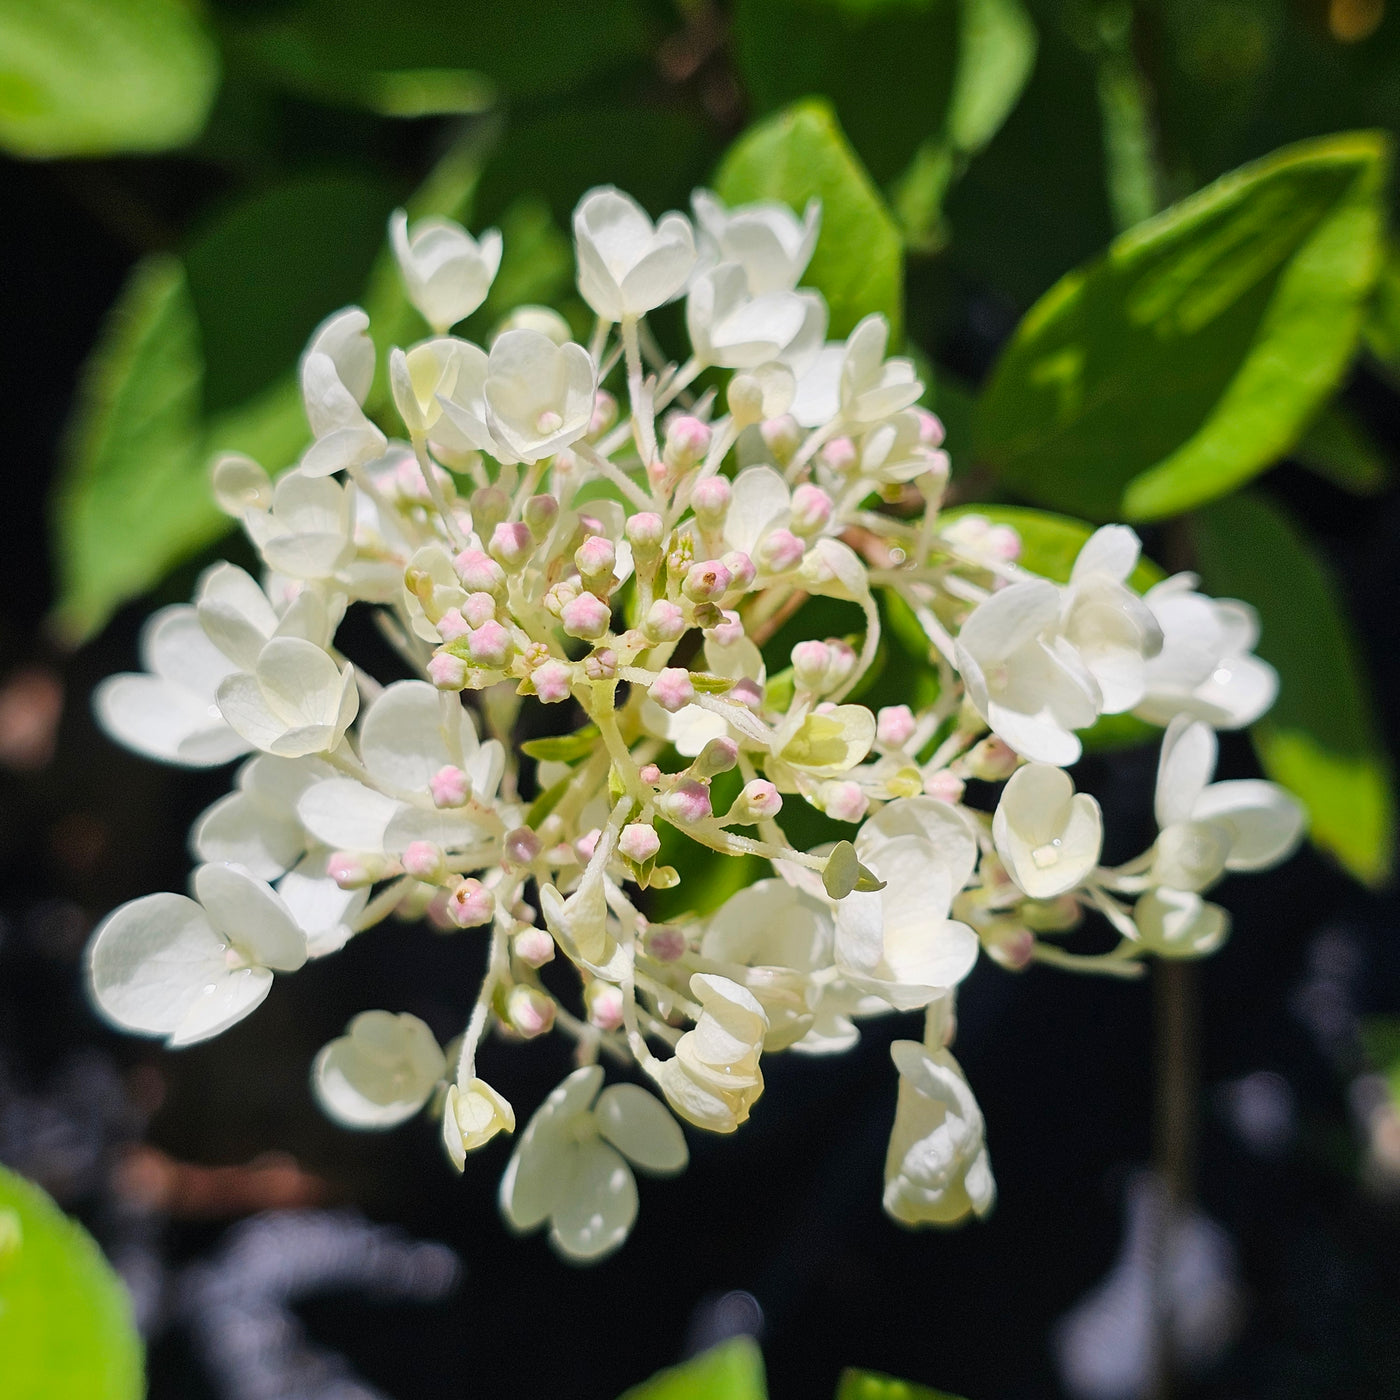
[836,1370,967,1400]
[617,1336,767,1400]
[0,1165,144,1400]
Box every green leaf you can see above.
[520,725,601,764]
[0,1165,143,1399]
[481,195,574,324]
[1292,402,1389,496]
[205,374,310,479]
[1361,1017,1400,1109]
[51,255,222,646]
[1362,240,1400,384]
[619,1337,767,1400]
[0,0,218,158]
[975,132,1389,522]
[715,99,904,340]
[836,1369,966,1400]
[1192,491,1394,886]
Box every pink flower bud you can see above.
[664,414,711,469]
[544,578,580,617]
[790,483,833,536]
[759,414,802,462]
[428,652,468,690]
[584,981,625,1032]
[467,619,512,669]
[876,704,917,749]
[691,736,739,778]
[682,559,732,602]
[721,550,756,592]
[660,778,712,826]
[523,493,559,537]
[924,769,966,804]
[328,852,392,889]
[512,926,555,968]
[731,678,764,711]
[489,521,534,571]
[531,659,573,704]
[561,592,612,640]
[965,735,1020,781]
[575,534,616,581]
[638,763,662,785]
[690,476,731,526]
[431,765,471,808]
[506,985,555,1038]
[914,408,946,448]
[651,667,695,713]
[756,528,805,573]
[470,486,510,538]
[792,640,832,691]
[822,436,857,473]
[402,841,447,882]
[827,639,858,688]
[625,512,665,558]
[436,608,471,641]
[453,547,506,596]
[986,525,1022,562]
[644,925,687,962]
[462,591,497,627]
[982,920,1035,972]
[504,827,542,866]
[734,778,782,821]
[619,823,662,863]
[446,877,495,929]
[590,389,618,436]
[583,648,617,681]
[707,609,745,647]
[642,599,686,644]
[575,828,601,862]
[823,780,868,824]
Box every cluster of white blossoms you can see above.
[85,184,1306,1262]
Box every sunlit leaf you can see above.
[975,132,1388,521]
[0,0,218,158]
[1192,491,1394,886]
[0,1165,143,1399]
[618,1336,767,1400]
[836,1369,966,1400]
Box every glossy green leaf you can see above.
[1192,491,1394,886]
[51,256,221,646]
[836,1369,966,1400]
[0,0,218,158]
[975,132,1388,522]
[1362,240,1400,384]
[617,1336,767,1400]
[1293,402,1389,496]
[715,99,904,339]
[0,1165,143,1399]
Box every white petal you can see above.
[256,638,353,730]
[360,680,474,793]
[277,858,368,957]
[297,778,400,851]
[94,673,248,768]
[1191,779,1305,871]
[858,797,979,891]
[1071,525,1140,584]
[594,1084,688,1175]
[500,1066,604,1231]
[549,1139,639,1262]
[143,604,241,694]
[196,563,277,670]
[194,862,307,971]
[1135,888,1229,958]
[169,968,273,1046]
[1155,715,1217,829]
[958,581,1060,665]
[723,466,790,555]
[191,791,304,880]
[216,672,291,753]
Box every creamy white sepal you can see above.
[216,639,358,758]
[313,1009,445,1129]
[992,763,1103,898]
[389,209,502,334]
[573,186,696,321]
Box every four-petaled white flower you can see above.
[484,328,596,464]
[573,187,696,322]
[686,263,826,372]
[500,1066,687,1261]
[993,763,1103,898]
[217,636,359,759]
[314,1010,446,1128]
[691,188,821,295]
[791,314,922,428]
[243,470,356,580]
[390,209,502,334]
[299,307,387,477]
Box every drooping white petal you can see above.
[549,1138,639,1262]
[957,581,1061,663]
[1155,716,1217,829]
[277,857,368,957]
[196,563,278,670]
[297,777,401,852]
[94,673,249,768]
[313,1010,445,1129]
[193,862,307,972]
[594,1084,688,1176]
[1191,779,1305,871]
[169,968,275,1047]
[499,1066,604,1232]
[359,680,477,794]
[191,791,304,881]
[1135,888,1230,957]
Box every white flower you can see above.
[442,1078,516,1168]
[298,307,387,477]
[852,410,948,487]
[389,209,502,334]
[217,637,359,759]
[276,856,368,957]
[721,464,792,556]
[1060,526,1163,714]
[314,1010,446,1129]
[956,580,1101,766]
[195,562,340,671]
[499,1066,687,1262]
[884,1001,995,1227]
[993,763,1103,898]
[94,604,249,768]
[686,263,826,372]
[389,336,476,442]
[1134,888,1230,958]
[243,471,355,580]
[656,974,768,1133]
[192,754,328,880]
[1136,576,1278,729]
[790,315,922,428]
[573,186,696,321]
[87,862,308,1047]
[484,329,595,464]
[428,339,502,458]
[691,189,821,294]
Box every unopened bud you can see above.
[523,493,559,537]
[638,763,662,785]
[531,659,573,704]
[644,925,688,962]
[401,841,448,882]
[826,639,858,689]
[436,608,471,642]
[792,640,832,692]
[561,591,612,640]
[1022,895,1082,933]
[981,918,1035,972]
[721,550,756,592]
[431,765,471,808]
[690,476,731,527]
[659,778,713,826]
[328,852,397,889]
[790,483,833,536]
[691,736,739,779]
[466,619,512,669]
[428,652,468,690]
[583,647,617,681]
[756,528,805,573]
[822,436,857,473]
[453,547,506,597]
[682,559,732,603]
[584,980,625,1031]
[914,407,946,448]
[759,414,802,463]
[470,486,510,540]
[727,373,765,426]
[642,599,686,644]
[731,778,782,822]
[506,985,555,1038]
[575,534,616,582]
[651,667,695,713]
[504,827,542,866]
[986,524,1022,562]
[664,414,711,469]
[821,780,868,824]
[625,511,665,559]
[706,609,745,647]
[490,521,534,571]
[731,678,763,710]
[619,823,662,864]
[462,591,497,627]
[446,878,495,929]
[590,389,618,436]
[512,926,555,968]
[876,704,917,749]
[924,769,966,804]
[965,735,1020,782]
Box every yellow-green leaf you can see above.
[618,1337,767,1400]
[836,1368,967,1400]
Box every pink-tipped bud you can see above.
[402,841,447,882]
[470,486,510,539]
[756,528,805,574]
[531,659,573,704]
[523,493,559,537]
[721,551,756,593]
[651,667,695,713]
[431,765,471,808]
[544,578,580,617]
[453,547,506,596]
[965,735,1020,782]
[792,640,833,692]
[731,677,764,711]
[575,534,616,581]
[590,389,618,436]
[682,559,732,603]
[659,778,712,826]
[915,407,946,448]
[512,926,555,968]
[575,828,601,862]
[986,524,1022,562]
[691,736,739,779]
[822,436,858,473]
[638,763,662,786]
[982,920,1035,972]
[790,483,833,536]
[733,778,782,822]
[642,599,686,644]
[644,925,687,962]
[583,648,617,681]
[585,981,625,1032]
[490,521,534,572]
[707,609,745,647]
[466,619,512,669]
[436,608,471,641]
[462,591,497,628]
[877,704,917,749]
[625,512,665,559]
[619,823,662,864]
[664,414,711,470]
[504,826,542,866]
[924,769,966,804]
[822,780,868,824]
[561,591,612,640]
[506,985,555,1038]
[759,414,802,463]
[826,639,858,689]
[328,852,393,889]
[690,476,731,527]
[446,877,495,929]
[428,652,468,690]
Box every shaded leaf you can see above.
[618,1337,766,1400]
[1293,401,1389,496]
[836,1369,966,1400]
[1192,491,1394,886]
[716,99,904,339]
[0,1164,143,1399]
[521,725,601,764]
[975,132,1388,521]
[0,0,218,158]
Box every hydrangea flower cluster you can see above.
[85,184,1305,1262]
